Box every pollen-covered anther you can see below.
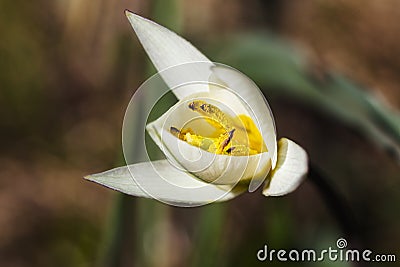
[170,100,266,156]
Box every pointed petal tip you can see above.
[124,10,146,25]
[124,10,210,86]
[124,9,137,20]
[124,9,132,17]
[84,174,100,183]
[124,11,154,26]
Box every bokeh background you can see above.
[1,0,399,266]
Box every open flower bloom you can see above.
[85,11,308,207]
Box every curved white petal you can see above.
[210,65,278,175]
[262,138,308,197]
[85,160,243,207]
[126,13,276,188]
[146,95,272,185]
[126,11,211,99]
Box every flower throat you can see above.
[170,100,267,156]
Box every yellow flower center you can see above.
[170,100,267,156]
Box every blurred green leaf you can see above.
[212,33,400,162]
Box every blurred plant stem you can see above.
[191,204,227,267]
[98,194,136,267]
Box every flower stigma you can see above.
[170,100,267,156]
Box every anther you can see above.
[170,126,181,137]
[226,147,235,154]
[188,102,195,110]
[221,129,235,150]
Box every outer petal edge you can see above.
[262,138,308,196]
[125,11,212,100]
[85,160,243,206]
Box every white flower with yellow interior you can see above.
[85,11,308,207]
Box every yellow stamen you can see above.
[171,100,267,156]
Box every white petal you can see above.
[160,128,272,185]
[85,160,243,207]
[210,65,278,171]
[146,96,272,185]
[262,138,308,196]
[125,11,211,99]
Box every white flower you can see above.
[85,11,308,207]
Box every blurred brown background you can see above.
[1,0,399,266]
